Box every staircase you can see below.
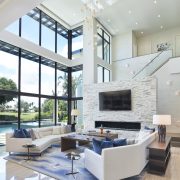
[133,50,172,79]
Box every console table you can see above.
[147,137,171,175]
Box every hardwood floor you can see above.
[0,146,179,180]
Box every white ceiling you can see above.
[42,0,180,37]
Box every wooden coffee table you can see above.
[61,133,118,152]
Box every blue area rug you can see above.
[4,145,97,180]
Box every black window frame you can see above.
[97,28,111,64]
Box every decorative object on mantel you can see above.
[106,130,111,135]
[153,115,171,142]
[100,124,104,134]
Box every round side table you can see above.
[22,144,36,160]
[65,152,80,176]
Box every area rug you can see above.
[4,145,97,180]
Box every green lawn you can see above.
[0,112,38,122]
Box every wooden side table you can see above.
[147,137,171,175]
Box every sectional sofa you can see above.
[6,125,75,154]
[84,131,156,180]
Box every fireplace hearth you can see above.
[95,121,141,131]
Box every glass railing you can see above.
[133,50,172,79]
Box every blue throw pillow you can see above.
[105,137,127,147]
[144,126,155,132]
[22,129,31,138]
[14,129,26,138]
[113,138,127,147]
[92,138,113,155]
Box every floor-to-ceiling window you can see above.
[21,8,40,45]
[71,66,83,128]
[97,65,110,83]
[0,41,71,135]
[72,26,83,60]
[97,27,111,64]
[1,7,84,141]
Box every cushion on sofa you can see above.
[52,126,61,135]
[136,129,152,141]
[39,130,52,138]
[32,129,40,139]
[29,129,36,140]
[22,129,31,138]
[144,126,155,132]
[66,125,72,133]
[126,139,135,145]
[92,138,113,155]
[60,125,67,134]
[14,129,26,138]
[105,137,127,147]
[113,138,127,147]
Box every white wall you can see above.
[0,0,44,31]
[132,31,138,57]
[112,54,180,133]
[112,53,159,80]
[112,31,133,61]
[137,26,180,57]
[154,57,180,133]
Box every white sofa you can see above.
[6,126,75,154]
[85,131,156,180]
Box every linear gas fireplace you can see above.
[95,121,141,131]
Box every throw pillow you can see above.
[137,129,152,141]
[29,129,36,140]
[113,138,127,147]
[105,137,127,147]
[32,130,40,139]
[52,126,61,135]
[14,129,26,138]
[66,125,72,133]
[126,139,135,145]
[92,138,113,155]
[22,129,31,138]
[144,126,155,132]
[60,125,67,134]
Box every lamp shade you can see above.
[71,109,80,116]
[153,115,171,125]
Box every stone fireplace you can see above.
[83,77,156,130]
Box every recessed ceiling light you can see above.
[160,25,163,29]
[153,0,157,4]
[141,31,144,34]
[157,14,161,18]
[128,10,132,14]
[135,22,138,25]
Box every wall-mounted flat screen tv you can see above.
[99,90,131,111]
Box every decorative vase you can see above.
[100,124,103,134]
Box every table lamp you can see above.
[71,109,80,132]
[153,115,171,142]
